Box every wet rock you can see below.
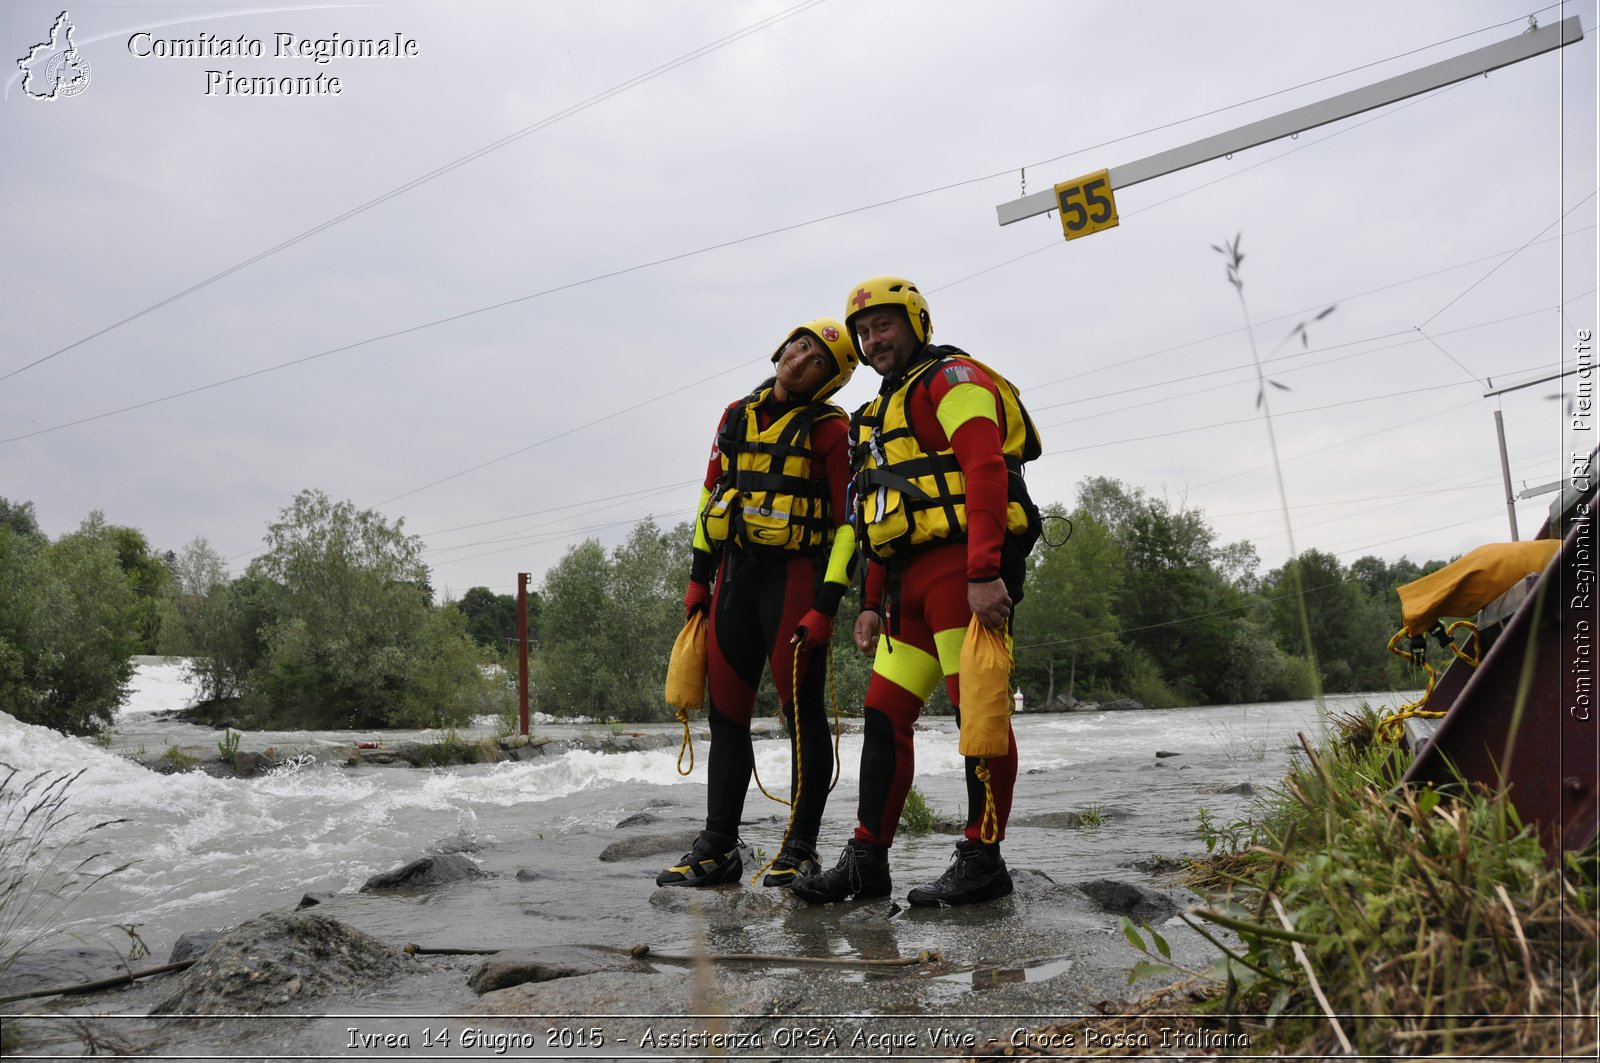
[597,830,701,863]
[1013,810,1111,830]
[295,891,340,910]
[1154,750,1181,758]
[467,945,632,994]
[1008,867,1058,893]
[1217,781,1255,795]
[168,930,226,963]
[359,852,485,891]
[148,912,404,1015]
[0,946,127,997]
[1100,698,1146,712]
[1124,854,1188,875]
[614,811,660,829]
[472,968,797,1044]
[432,833,481,855]
[648,884,796,919]
[548,732,681,756]
[1076,878,1182,922]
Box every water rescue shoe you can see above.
[790,839,891,903]
[761,839,820,887]
[907,839,1012,907]
[656,833,742,887]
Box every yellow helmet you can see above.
[771,317,859,401]
[844,275,932,352]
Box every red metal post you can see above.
[517,572,530,737]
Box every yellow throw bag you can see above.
[664,612,708,711]
[958,615,1013,758]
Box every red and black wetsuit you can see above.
[690,388,854,847]
[852,351,1022,849]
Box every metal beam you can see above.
[1517,479,1563,499]
[1484,366,1578,397]
[997,16,1584,227]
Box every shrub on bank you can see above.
[1117,708,1597,1058]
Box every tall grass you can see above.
[1214,235,1334,708]
[1120,708,1598,1058]
[0,765,130,981]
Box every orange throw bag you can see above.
[663,611,708,711]
[958,615,1013,758]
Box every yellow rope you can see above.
[1446,619,1481,666]
[750,640,811,883]
[975,759,999,844]
[674,708,694,776]
[828,638,842,793]
[1375,627,1449,744]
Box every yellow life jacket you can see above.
[851,347,1042,561]
[699,386,844,553]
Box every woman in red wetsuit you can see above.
[656,318,859,888]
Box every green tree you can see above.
[535,520,687,721]
[1080,478,1244,703]
[189,572,276,704]
[1344,553,1450,688]
[1014,504,1123,705]
[607,520,685,715]
[536,539,615,719]
[194,490,493,728]
[0,520,139,735]
[159,537,229,655]
[1262,549,1398,692]
[71,513,177,654]
[457,586,526,651]
[0,498,44,543]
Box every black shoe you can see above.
[907,840,1013,907]
[790,839,892,903]
[656,833,742,887]
[761,839,820,888]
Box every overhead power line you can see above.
[3,8,1559,395]
[0,0,832,385]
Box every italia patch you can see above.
[943,364,975,385]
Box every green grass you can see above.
[898,786,942,835]
[160,746,198,770]
[0,767,130,981]
[1118,707,1598,1058]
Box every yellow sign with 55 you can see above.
[1053,170,1119,241]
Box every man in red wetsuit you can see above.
[793,276,1029,908]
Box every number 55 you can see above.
[1053,169,1119,241]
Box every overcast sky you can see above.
[4,0,1595,601]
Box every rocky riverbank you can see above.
[123,719,699,778]
[2,823,1216,1061]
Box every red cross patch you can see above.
[821,325,840,342]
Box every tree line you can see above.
[0,479,1446,736]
